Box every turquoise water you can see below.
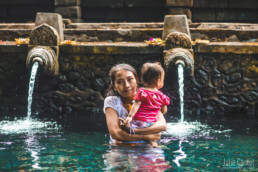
[0,119,257,171]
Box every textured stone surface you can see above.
[82,0,123,7]
[55,0,81,6]
[55,6,81,18]
[0,32,258,117]
[229,0,258,9]
[162,15,190,40]
[166,0,193,7]
[193,0,228,8]
[192,9,216,22]
[193,42,258,54]
[35,13,64,41]
[168,8,192,19]
[8,0,53,4]
[0,6,7,17]
[30,24,59,46]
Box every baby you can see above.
[123,62,170,146]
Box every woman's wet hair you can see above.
[141,62,164,86]
[106,63,138,96]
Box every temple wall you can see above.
[1,0,258,23]
[0,43,257,119]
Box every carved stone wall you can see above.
[0,45,257,121]
[165,53,258,120]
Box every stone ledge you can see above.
[193,42,258,54]
[0,44,28,53]
[59,42,164,54]
[0,42,163,54]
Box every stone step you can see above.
[0,23,258,42]
[1,41,258,55]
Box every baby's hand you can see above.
[124,116,133,125]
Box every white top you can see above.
[103,96,129,119]
[103,96,146,144]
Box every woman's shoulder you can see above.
[104,96,122,104]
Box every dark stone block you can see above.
[9,0,53,5]
[193,0,228,8]
[55,0,81,6]
[124,0,166,7]
[0,7,7,17]
[82,8,127,21]
[168,8,192,19]
[216,9,258,22]
[166,0,193,7]
[0,0,8,5]
[127,7,167,22]
[82,0,123,8]
[8,5,54,17]
[55,6,82,18]
[229,0,258,9]
[192,8,216,22]
[216,9,240,22]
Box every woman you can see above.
[103,63,167,144]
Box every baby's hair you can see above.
[141,62,164,87]
[106,63,138,96]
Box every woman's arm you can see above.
[105,107,161,142]
[130,111,167,135]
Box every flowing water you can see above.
[177,64,184,122]
[0,61,60,135]
[27,61,39,120]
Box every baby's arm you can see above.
[161,105,167,115]
[123,100,141,124]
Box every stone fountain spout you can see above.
[164,32,194,76]
[26,46,58,75]
[26,13,63,75]
[26,23,60,75]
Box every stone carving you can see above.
[164,31,194,78]
[192,54,258,114]
[195,69,209,87]
[26,46,59,76]
[30,24,59,46]
[164,31,192,50]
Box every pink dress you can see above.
[131,88,170,128]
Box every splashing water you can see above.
[27,62,39,120]
[178,64,184,122]
[0,61,61,134]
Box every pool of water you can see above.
[0,117,257,171]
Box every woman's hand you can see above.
[144,132,161,142]
[132,111,167,135]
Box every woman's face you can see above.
[113,69,137,100]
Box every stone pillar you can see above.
[166,0,193,23]
[162,15,191,40]
[54,0,82,22]
[35,13,64,41]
